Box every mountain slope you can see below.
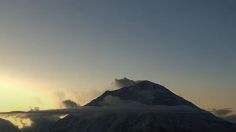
[0,118,19,132]
[50,80,236,132]
[51,107,236,132]
[86,81,199,109]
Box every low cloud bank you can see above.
[0,99,80,132]
[212,108,236,124]
[62,100,79,109]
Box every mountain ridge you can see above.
[86,80,200,109]
[50,80,236,132]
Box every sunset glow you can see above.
[0,74,57,112]
[0,0,235,131]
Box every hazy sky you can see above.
[0,0,235,112]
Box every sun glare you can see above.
[0,74,57,112]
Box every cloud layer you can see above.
[212,108,236,124]
[113,78,136,88]
[62,100,79,109]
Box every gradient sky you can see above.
[0,0,235,112]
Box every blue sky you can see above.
[0,0,235,111]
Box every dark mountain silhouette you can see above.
[50,80,236,132]
[86,80,199,108]
[0,118,19,132]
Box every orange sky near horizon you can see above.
[0,72,235,114]
[0,0,235,115]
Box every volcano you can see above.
[86,80,199,108]
[50,80,236,132]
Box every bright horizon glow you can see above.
[0,0,235,115]
[0,74,57,112]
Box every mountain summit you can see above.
[86,80,199,109]
[51,79,236,132]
